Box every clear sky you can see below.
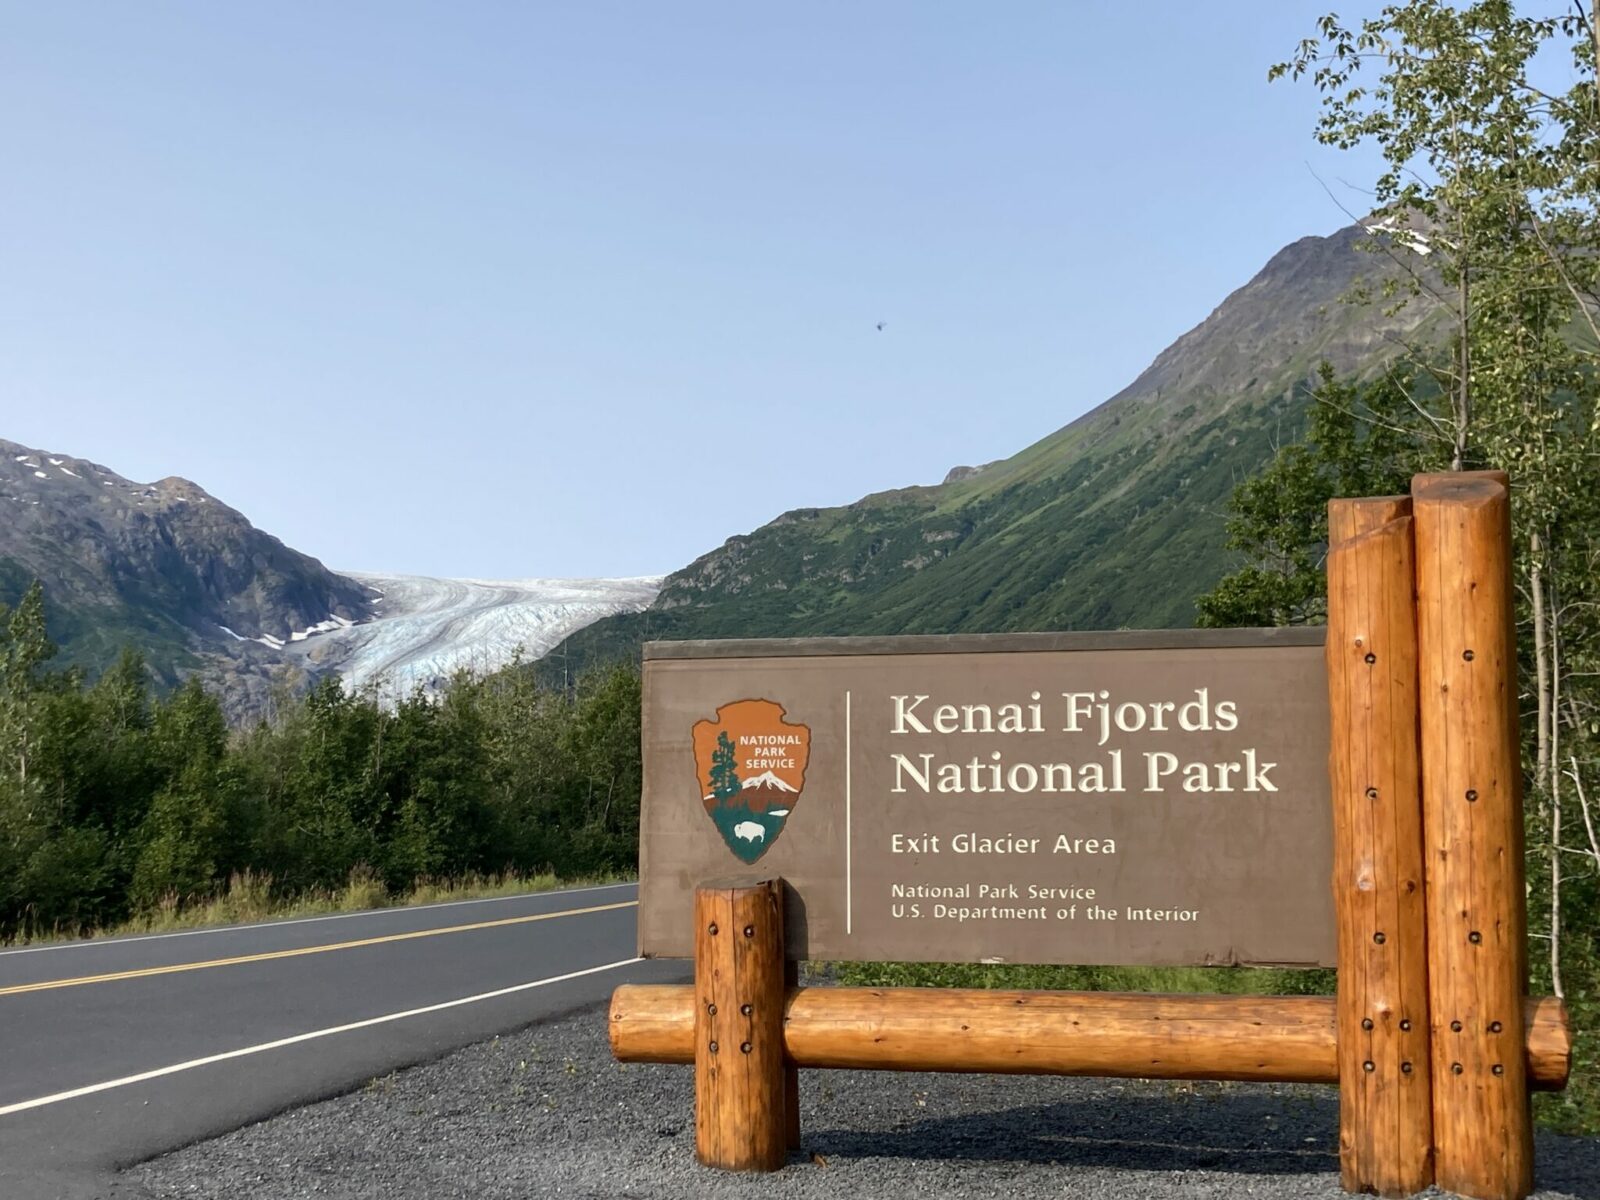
[2,3,1395,579]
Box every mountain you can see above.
[6,219,1432,709]
[739,770,798,793]
[1,439,375,708]
[0,439,662,717]
[544,220,1435,671]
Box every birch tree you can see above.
[1268,2,1600,1122]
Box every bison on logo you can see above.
[691,699,811,864]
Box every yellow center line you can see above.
[0,900,638,997]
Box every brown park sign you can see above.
[640,628,1336,968]
[619,482,1567,1197]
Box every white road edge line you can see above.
[0,957,643,1118]
[0,883,640,958]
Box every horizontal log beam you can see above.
[611,986,1570,1092]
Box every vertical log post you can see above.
[694,877,789,1171]
[1326,496,1435,1197]
[1412,471,1533,1200]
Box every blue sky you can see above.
[2,3,1397,578]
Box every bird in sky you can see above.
[875,321,886,332]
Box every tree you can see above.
[0,581,61,934]
[1198,368,1423,627]
[131,678,231,908]
[1256,0,1600,1128]
[709,731,742,802]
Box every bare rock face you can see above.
[0,440,374,716]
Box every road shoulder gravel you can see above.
[126,1004,1599,1200]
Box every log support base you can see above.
[613,983,1569,1090]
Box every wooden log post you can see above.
[1326,496,1434,1197]
[1412,471,1534,1200]
[693,877,788,1171]
[611,985,1571,1090]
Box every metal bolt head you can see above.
[1373,931,1386,944]
[743,925,755,938]
[1492,1064,1504,1076]
[1399,1019,1412,1032]
[740,1003,753,1016]
[1365,787,1379,800]
[1468,930,1482,944]
[708,1040,719,1054]
[1363,1060,1375,1073]
[1452,1062,1464,1075]
[707,1003,717,1017]
[707,923,718,936]
[740,1041,753,1054]
[1466,789,1479,802]
[1451,1021,1463,1033]
[1361,1018,1374,1031]
[1401,1061,1413,1074]
[1364,652,1377,664]
[1463,649,1475,661]
[1488,1021,1503,1034]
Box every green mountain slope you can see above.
[547,222,1433,674]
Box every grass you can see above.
[8,866,634,948]
[827,960,1335,995]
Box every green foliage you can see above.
[709,731,741,800]
[1272,0,1600,1134]
[0,555,198,690]
[832,960,1336,997]
[1198,368,1432,627]
[0,585,645,941]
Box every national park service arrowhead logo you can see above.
[692,699,811,864]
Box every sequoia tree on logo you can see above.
[691,699,811,864]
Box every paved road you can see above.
[0,883,687,1200]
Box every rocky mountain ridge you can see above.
[0,439,378,714]
[1,440,663,718]
[2,439,374,640]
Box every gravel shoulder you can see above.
[126,1004,1599,1200]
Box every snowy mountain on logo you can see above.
[740,770,798,793]
[702,770,799,802]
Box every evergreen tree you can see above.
[709,731,741,801]
[130,679,230,907]
[1197,369,1425,627]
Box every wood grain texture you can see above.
[693,879,788,1171]
[611,985,1569,1091]
[1328,495,1412,545]
[784,958,801,1150]
[1413,470,1534,1200]
[1326,497,1434,1196]
[1524,996,1572,1091]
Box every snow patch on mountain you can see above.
[290,572,661,697]
[741,770,798,792]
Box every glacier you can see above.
[289,572,661,698]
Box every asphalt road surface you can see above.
[0,883,686,1200]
